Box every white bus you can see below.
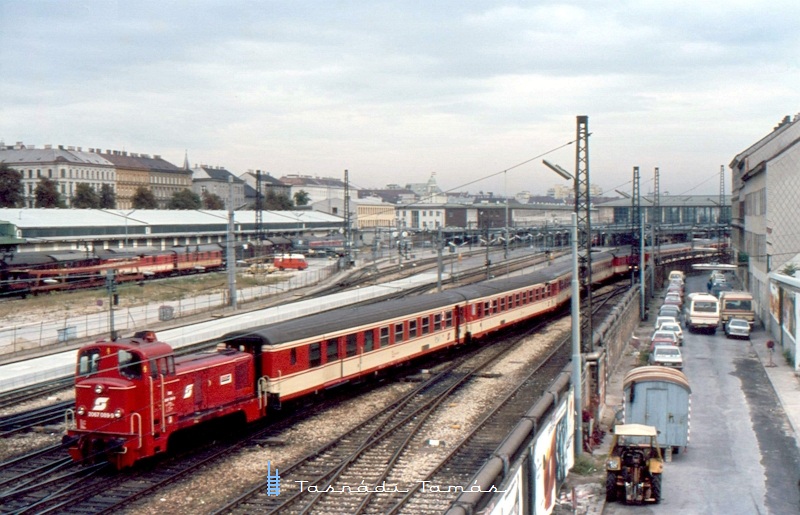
[685,292,720,333]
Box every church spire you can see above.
[183,149,190,170]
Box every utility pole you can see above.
[485,225,491,280]
[106,269,117,341]
[344,169,352,267]
[570,212,582,457]
[719,164,725,260]
[437,226,443,292]
[227,176,237,310]
[574,115,593,352]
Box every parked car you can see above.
[649,345,684,369]
[659,304,682,323]
[656,321,684,346]
[650,330,679,350]
[711,283,734,298]
[724,318,751,339]
[666,283,683,296]
[654,315,678,331]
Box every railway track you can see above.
[0,377,74,412]
[0,260,626,514]
[0,400,73,437]
[0,340,494,514]
[211,318,570,513]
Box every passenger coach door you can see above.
[456,306,464,343]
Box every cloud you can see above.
[1,0,799,197]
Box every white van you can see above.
[685,292,720,333]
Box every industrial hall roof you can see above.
[596,194,732,208]
[0,208,343,242]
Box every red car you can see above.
[650,330,679,351]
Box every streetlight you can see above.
[543,160,573,180]
[544,158,582,457]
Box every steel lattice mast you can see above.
[574,115,593,352]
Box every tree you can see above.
[72,183,101,208]
[168,188,202,210]
[34,177,65,208]
[100,184,117,209]
[132,186,158,209]
[293,189,310,206]
[0,163,23,207]
[202,190,225,210]
[265,190,294,210]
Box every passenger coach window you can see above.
[78,348,101,376]
[421,317,430,334]
[309,343,321,368]
[434,314,442,331]
[395,322,404,343]
[409,320,418,338]
[380,327,390,346]
[118,350,143,380]
[346,334,358,356]
[290,348,297,365]
[444,312,453,328]
[364,330,375,352]
[326,340,339,362]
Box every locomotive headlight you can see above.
[94,384,104,394]
[606,457,621,470]
[77,406,86,416]
[114,408,124,418]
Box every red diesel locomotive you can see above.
[66,245,708,468]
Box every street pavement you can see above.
[577,295,800,514]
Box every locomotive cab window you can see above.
[118,350,143,380]
[150,356,175,377]
[78,348,101,377]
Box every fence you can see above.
[0,263,340,356]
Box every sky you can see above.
[1,1,799,199]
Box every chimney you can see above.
[59,145,64,150]
[44,144,52,150]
